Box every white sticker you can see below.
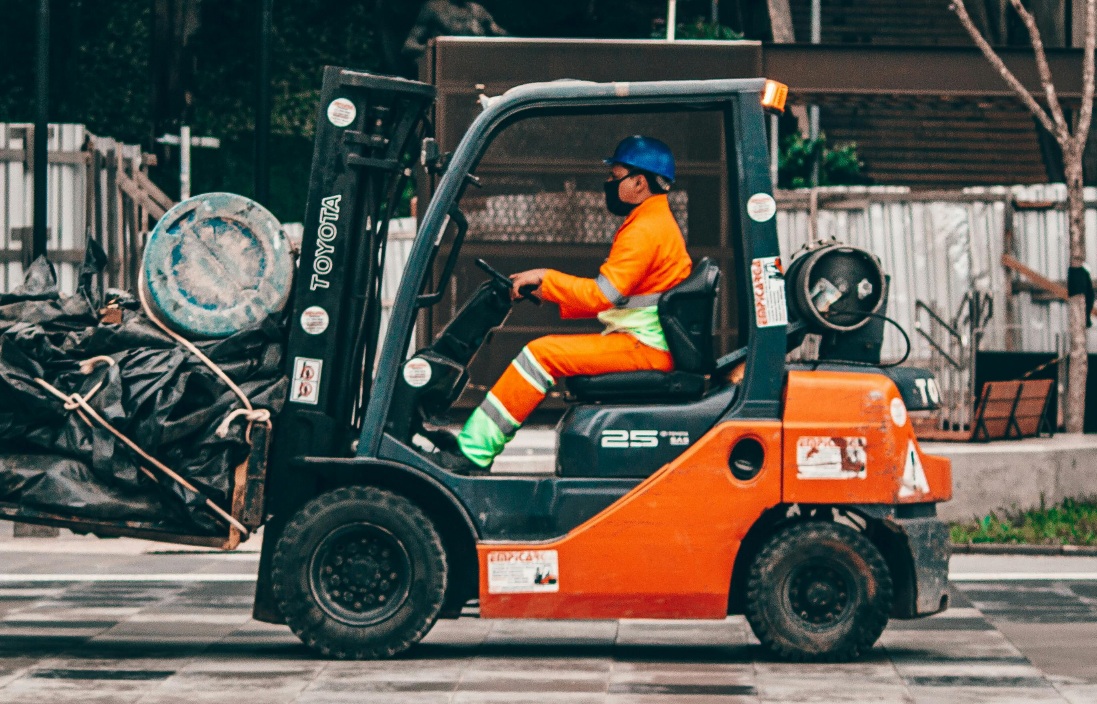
[899,440,931,497]
[751,256,788,328]
[747,192,777,222]
[327,98,356,127]
[300,306,330,335]
[290,357,323,405]
[403,357,433,388]
[891,397,908,427]
[487,550,559,594]
[796,436,867,480]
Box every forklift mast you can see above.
[276,68,435,463]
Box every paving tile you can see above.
[990,621,1097,682]
[1053,682,1097,704]
[616,618,749,647]
[907,685,1065,703]
[452,694,604,704]
[609,664,755,680]
[294,692,453,704]
[755,681,914,703]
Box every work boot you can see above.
[433,447,489,475]
[419,427,461,454]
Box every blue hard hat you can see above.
[604,135,676,183]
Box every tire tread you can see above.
[271,485,447,660]
[745,521,892,663]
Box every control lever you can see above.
[518,284,542,306]
[474,259,541,305]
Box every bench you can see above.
[915,378,1054,442]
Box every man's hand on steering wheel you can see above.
[509,268,546,301]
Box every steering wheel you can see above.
[475,259,541,305]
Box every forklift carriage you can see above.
[9,67,953,663]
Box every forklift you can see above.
[249,66,951,663]
[1,66,951,663]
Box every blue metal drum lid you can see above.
[142,192,292,339]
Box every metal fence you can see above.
[777,184,1097,429]
[0,123,172,295]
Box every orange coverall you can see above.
[457,194,692,467]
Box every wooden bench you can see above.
[915,378,1054,442]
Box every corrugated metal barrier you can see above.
[777,184,1097,429]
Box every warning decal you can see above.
[796,436,867,480]
[290,357,323,405]
[751,256,788,328]
[487,550,559,594]
[899,440,931,497]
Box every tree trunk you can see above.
[1065,156,1088,433]
[767,0,795,42]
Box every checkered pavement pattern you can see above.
[0,554,1094,704]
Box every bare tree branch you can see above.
[1076,0,1097,153]
[1007,0,1069,139]
[950,0,1059,138]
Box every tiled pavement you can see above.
[0,545,1094,703]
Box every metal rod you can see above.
[711,0,719,23]
[808,0,821,186]
[180,124,191,200]
[255,0,273,204]
[667,0,677,40]
[769,113,779,188]
[32,0,50,260]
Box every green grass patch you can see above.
[950,497,1097,546]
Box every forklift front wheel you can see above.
[745,521,892,662]
[271,486,447,659]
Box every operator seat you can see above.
[565,257,720,403]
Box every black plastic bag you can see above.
[0,249,287,534]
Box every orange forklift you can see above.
[248,67,952,663]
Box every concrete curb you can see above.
[950,542,1097,556]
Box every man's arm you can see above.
[402,5,437,57]
[472,3,509,35]
[539,226,654,318]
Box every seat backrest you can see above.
[658,257,720,374]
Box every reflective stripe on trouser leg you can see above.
[457,346,556,467]
[457,392,521,468]
[513,346,556,394]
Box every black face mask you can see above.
[603,176,637,217]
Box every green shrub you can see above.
[950,497,1097,546]
[778,131,870,189]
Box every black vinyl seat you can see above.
[565,258,721,404]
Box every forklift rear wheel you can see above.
[272,486,447,659]
[745,521,892,662]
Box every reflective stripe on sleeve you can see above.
[596,274,625,305]
[621,292,662,308]
[596,274,663,309]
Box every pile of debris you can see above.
[0,248,287,535]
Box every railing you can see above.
[914,291,993,429]
[0,123,174,294]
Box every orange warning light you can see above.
[761,80,788,113]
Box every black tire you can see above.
[745,521,892,662]
[271,485,447,659]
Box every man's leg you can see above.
[456,333,673,467]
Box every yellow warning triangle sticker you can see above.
[899,440,930,498]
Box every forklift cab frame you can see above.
[249,67,952,663]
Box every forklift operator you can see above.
[441,136,692,472]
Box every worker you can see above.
[437,136,692,472]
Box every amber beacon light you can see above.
[761,80,788,113]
